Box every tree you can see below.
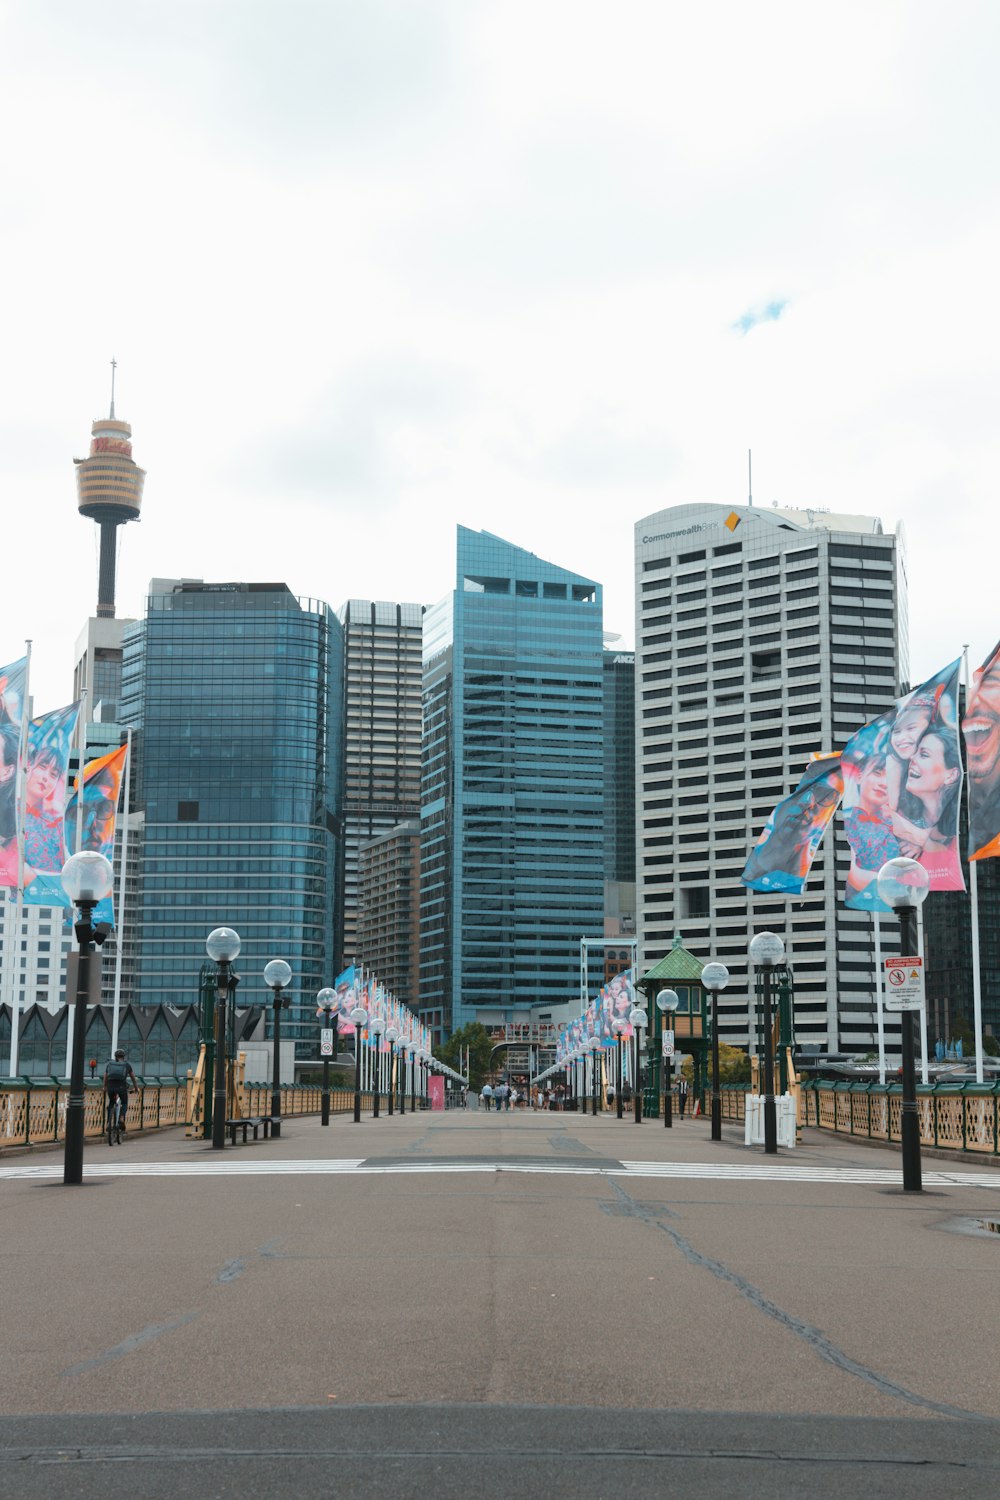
[439,1022,493,1088]
[680,1043,750,1087]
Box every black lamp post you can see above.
[410,1045,418,1113]
[206,926,242,1152]
[877,857,930,1193]
[700,962,730,1143]
[264,959,292,1140]
[62,852,114,1185]
[317,986,337,1127]
[350,1004,368,1122]
[629,1004,647,1124]
[398,1039,408,1115]
[612,1019,626,1118]
[385,1026,399,1115]
[370,1017,384,1119]
[587,1036,599,1114]
[656,989,680,1129]
[748,933,784,1156]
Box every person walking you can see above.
[677,1075,689,1120]
[481,1082,493,1111]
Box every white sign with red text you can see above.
[884,956,924,1012]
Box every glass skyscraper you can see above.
[420,528,605,1040]
[121,580,343,1048]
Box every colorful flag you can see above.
[742,754,843,895]
[65,743,127,925]
[20,703,82,906]
[842,660,963,909]
[964,641,1000,860]
[0,656,28,887]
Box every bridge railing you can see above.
[716,1079,1000,1157]
[0,1079,372,1150]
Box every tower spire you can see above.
[109,357,117,419]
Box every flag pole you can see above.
[110,729,132,1055]
[63,690,88,1081]
[963,646,985,1083]
[873,911,886,1084]
[917,902,929,1085]
[7,641,32,1077]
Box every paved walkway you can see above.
[3,1109,999,1497]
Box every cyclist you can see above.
[104,1050,138,1135]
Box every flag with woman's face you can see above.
[21,702,81,906]
[842,659,963,910]
[741,753,844,895]
[964,641,1000,860]
[0,655,28,884]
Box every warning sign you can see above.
[884,956,924,1012]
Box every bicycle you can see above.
[107,1093,125,1147]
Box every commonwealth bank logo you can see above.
[724,511,741,532]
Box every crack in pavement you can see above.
[61,1315,199,1377]
[604,1180,989,1423]
[215,1236,283,1283]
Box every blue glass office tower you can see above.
[420,529,605,1040]
[121,581,343,1045]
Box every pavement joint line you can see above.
[4,1158,1000,1186]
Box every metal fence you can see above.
[0,1079,368,1150]
[717,1079,1000,1157]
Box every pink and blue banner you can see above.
[964,641,1000,861]
[0,656,28,887]
[742,753,843,895]
[10,702,81,907]
[842,660,963,910]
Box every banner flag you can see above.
[0,656,28,887]
[65,743,127,925]
[964,641,1000,860]
[842,660,963,909]
[742,753,843,895]
[19,702,82,907]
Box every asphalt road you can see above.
[2,1108,999,1497]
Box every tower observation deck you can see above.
[74,367,145,618]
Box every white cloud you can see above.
[2,0,1000,704]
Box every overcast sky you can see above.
[3,0,999,711]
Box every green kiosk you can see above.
[636,935,711,1118]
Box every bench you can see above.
[226,1116,280,1145]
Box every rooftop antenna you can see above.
[748,448,753,507]
[109,356,117,419]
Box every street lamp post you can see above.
[398,1039,408,1115]
[656,989,680,1129]
[206,926,242,1152]
[877,857,930,1193]
[748,933,785,1155]
[701,962,730,1143]
[62,853,114,1185]
[317,987,337,1127]
[264,959,292,1140]
[350,1004,368,1122]
[589,1035,601,1115]
[411,1045,418,1113]
[629,1005,648,1124]
[611,1018,627,1118]
[385,1026,398,1115]
[370,1017,384,1119]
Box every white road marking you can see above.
[1,1158,998,1187]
